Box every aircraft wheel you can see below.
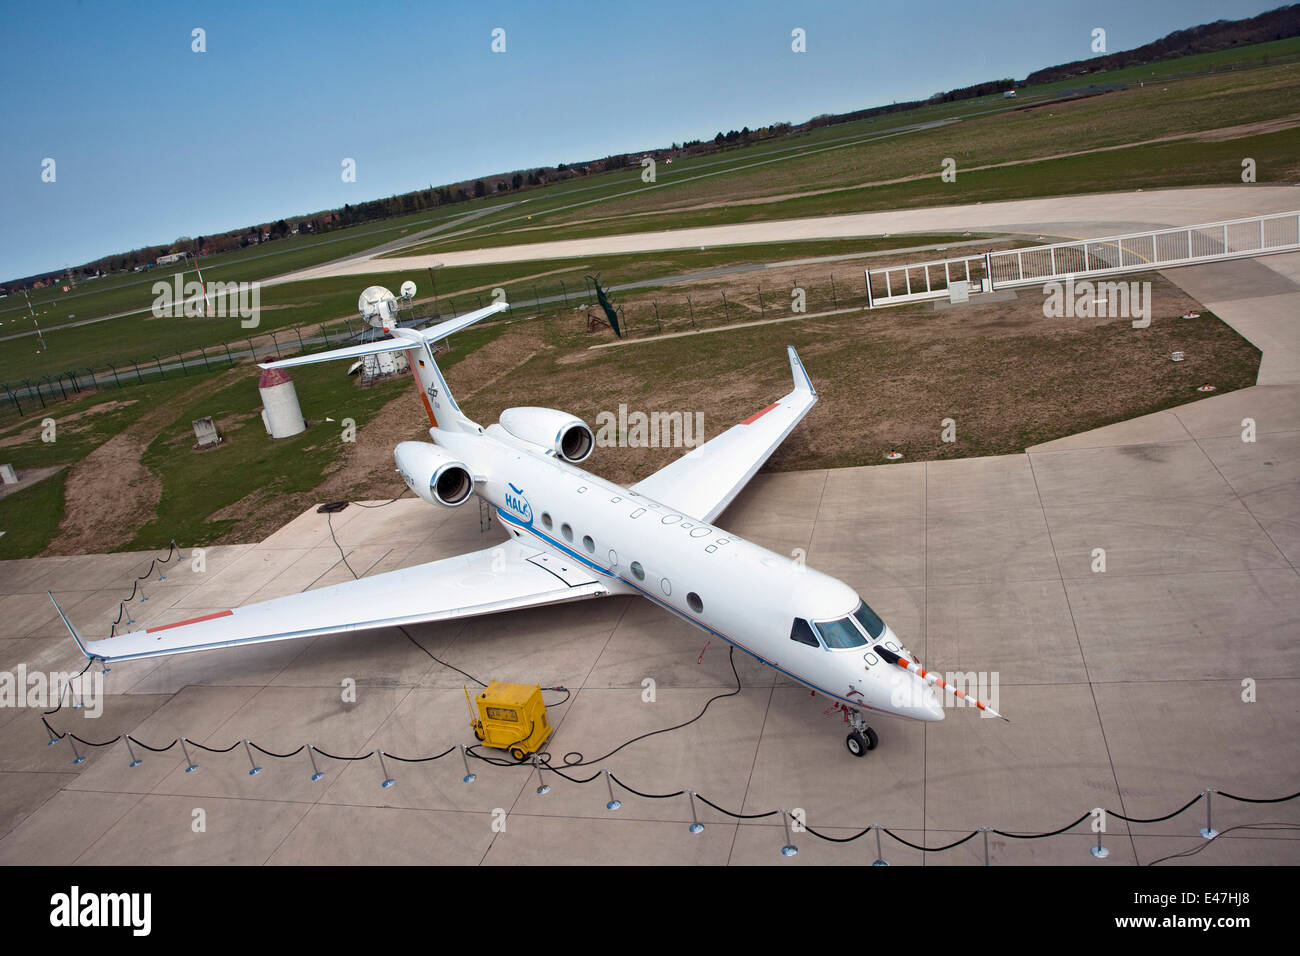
[846,731,867,757]
[864,727,879,751]
[510,746,528,762]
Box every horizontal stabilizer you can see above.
[260,301,509,371]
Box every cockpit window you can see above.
[852,600,885,640]
[815,616,867,649]
[790,618,820,648]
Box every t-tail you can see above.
[260,301,508,435]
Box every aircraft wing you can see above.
[50,538,607,663]
[631,346,817,523]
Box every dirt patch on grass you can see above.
[44,372,239,555]
[0,398,137,448]
[461,272,1258,487]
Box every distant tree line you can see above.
[1024,3,1300,84]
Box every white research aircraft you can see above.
[51,287,1004,757]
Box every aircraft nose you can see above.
[908,677,945,721]
[921,690,945,722]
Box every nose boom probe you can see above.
[873,645,1009,721]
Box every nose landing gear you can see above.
[845,710,879,757]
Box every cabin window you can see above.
[790,618,820,648]
[583,535,595,553]
[662,514,680,525]
[690,527,711,538]
[541,513,553,530]
[630,561,645,581]
[631,508,646,518]
[687,592,704,613]
[561,523,574,543]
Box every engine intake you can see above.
[499,407,594,463]
[394,441,474,507]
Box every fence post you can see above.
[199,346,210,370]
[687,294,696,329]
[830,273,837,309]
[722,290,730,323]
[224,343,234,367]
[176,352,188,375]
[108,364,122,388]
[653,300,662,333]
[758,283,765,318]
[294,326,305,352]
[559,280,568,308]
[154,356,165,380]
[132,361,143,385]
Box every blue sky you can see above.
[0,0,1282,281]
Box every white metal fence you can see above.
[866,210,1300,307]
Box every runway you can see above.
[269,185,1300,285]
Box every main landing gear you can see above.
[845,709,879,757]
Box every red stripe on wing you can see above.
[741,402,780,425]
[146,609,233,634]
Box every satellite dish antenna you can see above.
[358,285,398,331]
[399,280,417,300]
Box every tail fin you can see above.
[261,301,509,434]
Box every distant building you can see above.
[1003,90,1017,98]
[157,252,190,266]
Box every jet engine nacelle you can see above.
[498,407,594,463]
[394,441,475,507]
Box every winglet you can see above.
[47,591,97,661]
[788,346,816,397]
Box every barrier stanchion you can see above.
[307,745,324,782]
[125,737,142,768]
[604,769,621,811]
[780,810,798,857]
[872,825,888,866]
[1200,789,1219,840]
[243,739,262,776]
[1090,810,1110,859]
[377,750,394,788]
[180,738,198,773]
[460,745,475,783]
[533,756,550,795]
[686,789,703,834]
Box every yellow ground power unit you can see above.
[465,681,553,761]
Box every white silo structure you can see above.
[259,365,306,439]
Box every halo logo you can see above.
[504,483,532,523]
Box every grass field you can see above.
[9,36,1297,374]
